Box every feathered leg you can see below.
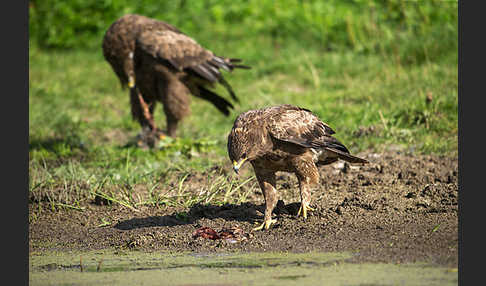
[253,168,278,231]
[294,159,319,220]
[158,80,191,137]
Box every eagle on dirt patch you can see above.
[102,14,249,145]
[227,104,369,231]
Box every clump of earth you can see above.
[29,150,458,266]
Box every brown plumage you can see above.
[227,104,369,230]
[102,14,249,142]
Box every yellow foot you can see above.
[154,128,167,140]
[297,204,315,219]
[252,219,277,231]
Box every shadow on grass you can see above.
[114,201,301,231]
[29,137,89,165]
[30,138,75,150]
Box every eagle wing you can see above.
[135,29,242,101]
[266,105,350,153]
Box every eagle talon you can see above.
[252,219,277,231]
[297,204,315,219]
[154,128,167,140]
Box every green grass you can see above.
[29,30,457,213]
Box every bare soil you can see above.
[29,150,458,267]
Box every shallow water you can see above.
[29,250,457,286]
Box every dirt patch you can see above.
[29,150,458,266]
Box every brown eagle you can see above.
[102,14,249,144]
[227,104,369,231]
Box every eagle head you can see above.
[227,127,250,174]
[228,123,266,174]
[227,110,269,174]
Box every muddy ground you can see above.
[29,150,458,267]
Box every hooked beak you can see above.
[232,158,248,174]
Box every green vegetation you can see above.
[29,1,457,213]
[29,250,457,286]
[30,0,457,61]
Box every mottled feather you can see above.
[227,104,368,230]
[102,14,249,138]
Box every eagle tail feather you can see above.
[325,147,369,164]
[194,85,234,116]
[218,77,239,103]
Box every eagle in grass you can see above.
[102,14,249,145]
[227,104,369,231]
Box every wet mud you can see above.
[29,150,458,266]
